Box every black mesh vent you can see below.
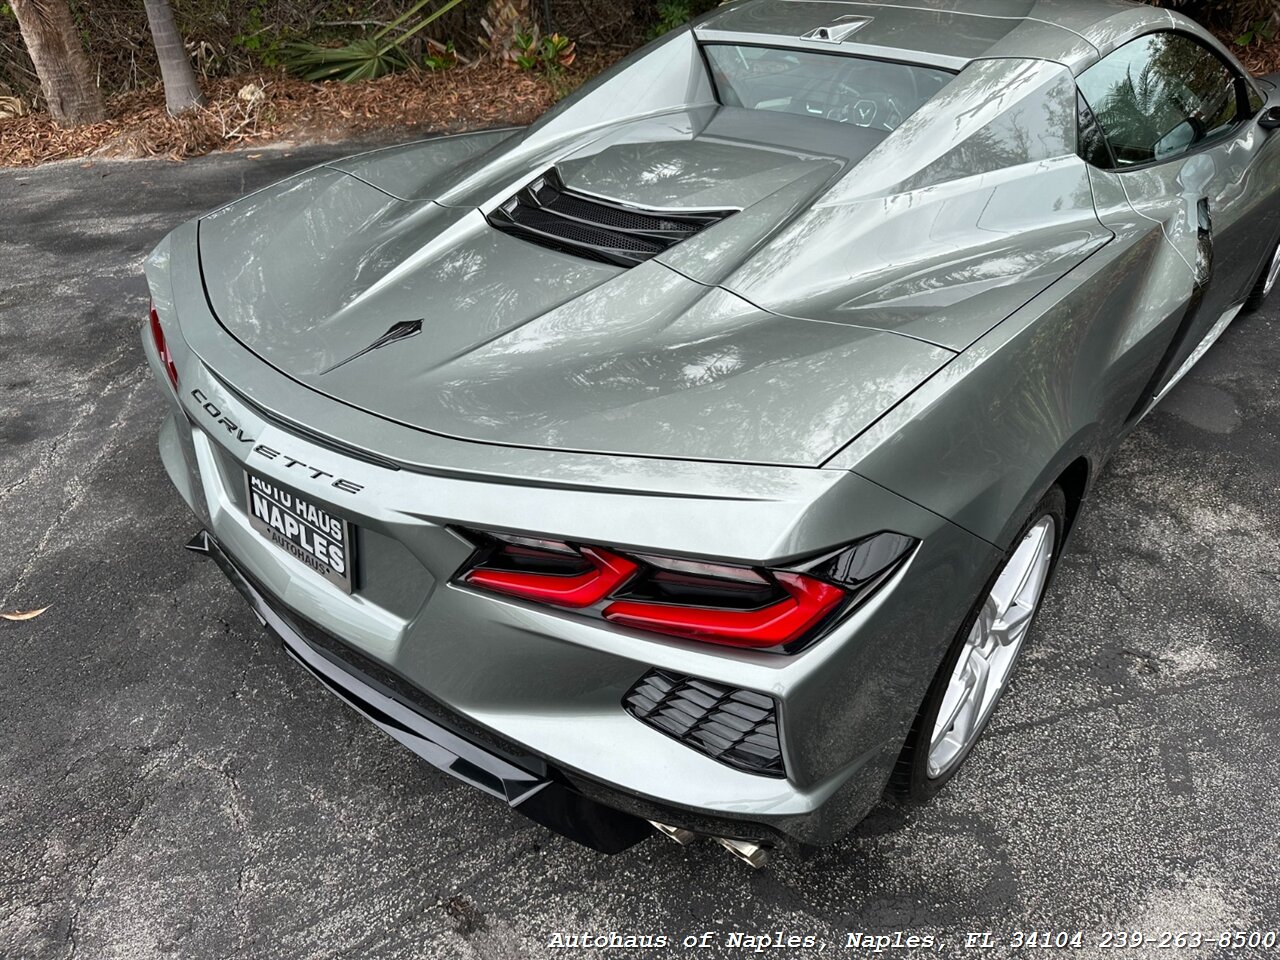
[624,670,784,778]
[509,208,665,255]
[487,168,734,267]
[545,193,699,234]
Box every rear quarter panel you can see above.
[828,214,1196,550]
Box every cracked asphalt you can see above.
[2,145,1279,960]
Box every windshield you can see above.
[703,45,952,133]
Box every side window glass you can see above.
[1247,82,1265,115]
[1077,92,1115,168]
[1078,32,1240,167]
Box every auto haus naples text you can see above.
[247,475,347,575]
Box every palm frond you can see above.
[279,0,467,83]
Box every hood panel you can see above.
[310,267,951,465]
[197,167,950,466]
[198,168,619,380]
[325,128,519,201]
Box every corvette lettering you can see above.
[190,387,254,443]
[190,388,364,494]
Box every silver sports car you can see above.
[143,0,1280,866]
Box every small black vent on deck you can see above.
[487,168,733,267]
[624,669,785,778]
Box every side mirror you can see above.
[1260,105,1280,131]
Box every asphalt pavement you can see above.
[2,144,1279,960]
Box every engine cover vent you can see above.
[487,168,734,267]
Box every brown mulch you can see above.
[0,62,595,168]
[2,39,1278,169]
[1231,39,1280,75]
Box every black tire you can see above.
[891,486,1067,802]
[1243,238,1280,314]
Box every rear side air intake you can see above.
[487,168,734,267]
[624,670,785,777]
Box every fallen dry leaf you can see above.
[1,606,50,621]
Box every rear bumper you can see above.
[143,240,1000,847]
[148,373,994,847]
[186,527,813,854]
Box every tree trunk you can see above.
[9,0,105,126]
[142,0,205,115]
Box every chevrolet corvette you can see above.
[143,0,1280,866]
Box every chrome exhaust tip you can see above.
[648,820,697,845]
[715,837,770,869]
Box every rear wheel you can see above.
[1244,238,1280,313]
[893,487,1064,800]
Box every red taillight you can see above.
[148,301,179,391]
[602,572,845,649]
[455,530,914,652]
[463,544,638,608]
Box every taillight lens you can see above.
[456,530,915,652]
[603,572,844,648]
[148,301,179,391]
[462,538,637,608]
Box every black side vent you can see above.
[487,168,734,267]
[624,670,785,778]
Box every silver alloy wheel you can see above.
[1265,242,1280,298]
[927,516,1056,779]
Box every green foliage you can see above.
[650,0,693,38]
[511,30,575,73]
[279,0,466,82]
[233,5,288,67]
[1236,18,1277,46]
[512,31,539,70]
[480,0,574,75]
[280,36,413,81]
[422,40,457,70]
[648,0,719,38]
[542,33,574,68]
